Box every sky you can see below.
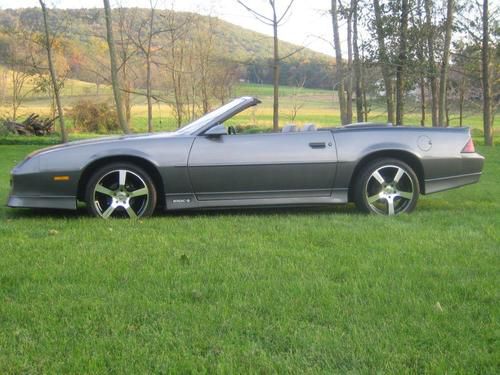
[0,0,338,56]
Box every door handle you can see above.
[309,142,326,149]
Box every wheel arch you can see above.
[77,155,165,207]
[348,149,425,200]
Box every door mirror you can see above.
[205,124,227,136]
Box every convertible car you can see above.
[8,97,484,218]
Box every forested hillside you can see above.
[0,7,334,90]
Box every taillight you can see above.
[462,138,475,153]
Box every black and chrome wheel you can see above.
[85,163,157,218]
[354,158,419,216]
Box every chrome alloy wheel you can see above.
[364,165,415,216]
[92,169,149,218]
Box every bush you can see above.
[69,100,119,133]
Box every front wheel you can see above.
[354,158,420,216]
[85,163,157,218]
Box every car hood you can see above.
[28,132,176,158]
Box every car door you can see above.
[187,130,337,201]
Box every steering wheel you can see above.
[228,126,237,135]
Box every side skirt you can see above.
[164,189,348,211]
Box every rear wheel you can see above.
[85,163,157,218]
[354,158,419,216]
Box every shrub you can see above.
[69,100,119,133]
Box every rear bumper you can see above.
[424,152,484,194]
[424,172,482,194]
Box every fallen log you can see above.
[2,114,58,136]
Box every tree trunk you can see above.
[373,0,394,124]
[103,0,130,134]
[12,71,17,121]
[438,0,454,127]
[424,0,438,127]
[420,77,426,126]
[346,7,353,124]
[352,0,363,123]
[482,0,493,146]
[146,7,155,133]
[331,0,347,124]
[396,0,409,125]
[39,0,67,143]
[416,0,426,126]
[272,9,280,132]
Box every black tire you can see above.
[354,158,420,216]
[85,162,157,218]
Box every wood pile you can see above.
[2,114,57,136]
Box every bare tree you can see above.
[352,0,363,123]
[289,75,306,122]
[331,0,348,124]
[0,25,36,121]
[192,15,218,115]
[237,0,296,131]
[482,0,493,146]
[163,9,191,127]
[424,0,438,127]
[414,0,426,126]
[39,0,67,143]
[129,0,168,132]
[396,0,409,125]
[438,0,454,127]
[0,68,7,108]
[343,1,354,124]
[116,7,139,128]
[103,0,130,134]
[373,0,395,124]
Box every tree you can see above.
[116,6,139,128]
[128,1,168,132]
[162,9,191,127]
[0,25,36,121]
[413,0,427,126]
[396,0,409,125]
[331,0,348,124]
[438,0,454,127]
[237,0,296,131]
[482,0,493,146]
[373,0,395,124]
[103,0,129,134]
[352,0,364,122]
[457,0,498,145]
[39,0,67,143]
[424,0,438,126]
[343,0,354,124]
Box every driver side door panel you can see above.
[188,132,337,200]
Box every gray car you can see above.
[7,97,484,218]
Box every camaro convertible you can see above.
[8,97,484,218]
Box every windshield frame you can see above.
[174,97,261,136]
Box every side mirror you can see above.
[205,124,227,136]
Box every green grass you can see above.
[0,143,498,373]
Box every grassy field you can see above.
[0,142,498,372]
[1,73,494,136]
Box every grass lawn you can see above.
[0,141,498,373]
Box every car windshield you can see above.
[175,98,249,135]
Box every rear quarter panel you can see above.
[332,127,474,190]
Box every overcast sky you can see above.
[0,0,337,56]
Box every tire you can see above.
[85,162,157,218]
[354,158,420,216]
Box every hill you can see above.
[0,7,334,90]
